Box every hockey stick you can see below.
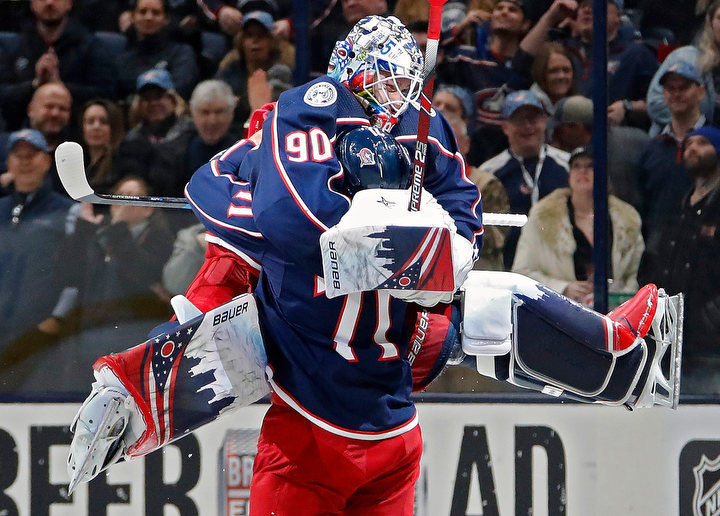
[55,142,190,209]
[408,0,447,212]
[56,141,526,225]
[55,142,527,226]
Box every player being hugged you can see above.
[66,14,683,515]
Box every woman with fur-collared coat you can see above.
[512,147,644,302]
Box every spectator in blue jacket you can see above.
[0,0,117,130]
[0,130,77,362]
[646,0,720,135]
[116,0,200,100]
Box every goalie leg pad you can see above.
[511,301,648,403]
[461,271,656,405]
[93,293,269,458]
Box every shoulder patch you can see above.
[304,82,338,107]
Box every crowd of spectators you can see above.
[0,0,719,395]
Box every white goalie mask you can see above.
[328,15,424,130]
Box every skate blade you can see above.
[633,290,683,409]
[67,395,128,494]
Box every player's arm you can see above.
[248,83,356,269]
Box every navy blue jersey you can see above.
[185,139,264,270]
[186,76,482,438]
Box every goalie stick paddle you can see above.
[55,142,190,209]
[408,0,447,212]
[54,141,527,226]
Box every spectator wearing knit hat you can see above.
[639,126,720,393]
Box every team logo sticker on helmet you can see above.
[358,148,376,167]
[304,82,338,107]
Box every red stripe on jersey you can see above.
[267,372,419,441]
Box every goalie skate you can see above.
[67,385,134,494]
[627,289,684,409]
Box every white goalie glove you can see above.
[319,188,476,306]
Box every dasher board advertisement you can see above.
[0,402,717,515]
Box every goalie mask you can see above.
[336,126,412,196]
[328,15,424,130]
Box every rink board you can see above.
[0,401,717,516]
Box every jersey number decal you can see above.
[227,190,252,218]
[286,128,333,163]
[333,291,399,362]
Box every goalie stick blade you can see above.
[55,141,191,209]
[55,142,94,202]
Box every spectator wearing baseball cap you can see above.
[659,61,703,86]
[215,7,295,132]
[122,68,194,196]
[646,4,720,137]
[115,0,199,100]
[0,126,78,354]
[636,58,708,241]
[550,95,593,152]
[547,93,649,208]
[479,90,570,268]
[126,68,193,145]
[1,129,50,195]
